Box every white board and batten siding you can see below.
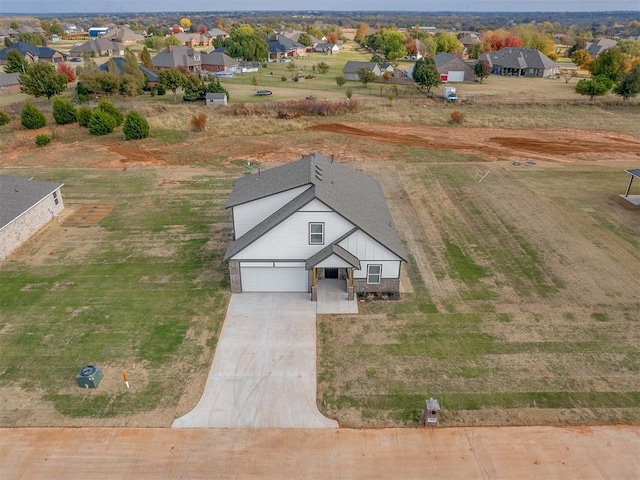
[240,261,307,292]
[353,260,400,279]
[340,230,401,279]
[316,254,353,269]
[233,185,310,238]
[233,209,354,260]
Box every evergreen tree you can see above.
[19,62,68,100]
[20,102,47,129]
[140,46,154,70]
[4,50,28,73]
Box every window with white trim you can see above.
[367,264,382,284]
[52,191,59,205]
[309,222,324,245]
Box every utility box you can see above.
[77,365,103,388]
[422,397,440,427]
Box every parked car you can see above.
[255,90,272,96]
[70,57,82,62]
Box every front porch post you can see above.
[624,174,634,197]
[311,267,317,302]
[347,267,355,301]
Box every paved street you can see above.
[2,426,639,479]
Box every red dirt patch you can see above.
[65,203,115,226]
[311,123,640,162]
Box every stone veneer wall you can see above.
[228,260,241,293]
[0,190,64,261]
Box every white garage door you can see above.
[240,262,308,292]
[447,71,465,82]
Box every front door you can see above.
[325,268,339,279]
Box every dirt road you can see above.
[2,425,638,479]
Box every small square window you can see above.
[309,222,324,245]
[367,264,381,284]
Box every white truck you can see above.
[443,86,458,102]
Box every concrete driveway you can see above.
[172,293,338,428]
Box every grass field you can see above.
[318,160,640,427]
[1,45,640,427]
[0,166,234,425]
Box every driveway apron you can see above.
[172,293,338,428]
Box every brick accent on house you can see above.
[228,260,241,293]
[352,278,400,294]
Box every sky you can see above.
[1,0,638,14]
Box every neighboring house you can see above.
[201,51,239,72]
[223,153,407,299]
[266,34,306,59]
[207,28,229,39]
[69,39,125,57]
[458,32,480,58]
[587,38,618,59]
[174,33,213,47]
[342,61,382,81]
[434,52,477,82]
[103,27,144,45]
[0,175,64,261]
[0,72,20,94]
[313,42,339,54]
[98,57,158,85]
[205,92,227,106]
[152,45,201,71]
[0,27,20,42]
[63,24,79,34]
[477,48,559,78]
[0,42,66,65]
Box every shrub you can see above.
[77,106,92,127]
[20,102,47,129]
[75,82,91,103]
[52,97,77,125]
[281,75,287,81]
[96,99,124,126]
[156,84,166,96]
[190,112,207,132]
[35,134,51,147]
[450,110,465,124]
[88,110,117,135]
[0,110,10,126]
[123,110,150,140]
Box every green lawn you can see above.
[318,161,640,427]
[0,167,234,422]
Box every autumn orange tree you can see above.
[57,62,76,82]
[481,29,524,51]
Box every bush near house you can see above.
[0,110,10,126]
[52,97,78,125]
[20,102,47,129]
[96,99,124,127]
[77,106,92,127]
[88,110,117,135]
[123,110,150,140]
[35,134,51,146]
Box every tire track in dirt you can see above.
[362,162,458,309]
[312,123,640,162]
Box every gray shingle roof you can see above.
[626,169,640,179]
[267,35,304,54]
[342,61,378,74]
[152,45,201,68]
[0,41,65,60]
[201,51,238,67]
[306,243,361,270]
[98,57,158,82]
[587,39,617,56]
[0,72,20,87]
[69,39,125,55]
[480,48,557,70]
[0,175,63,230]
[223,153,406,262]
